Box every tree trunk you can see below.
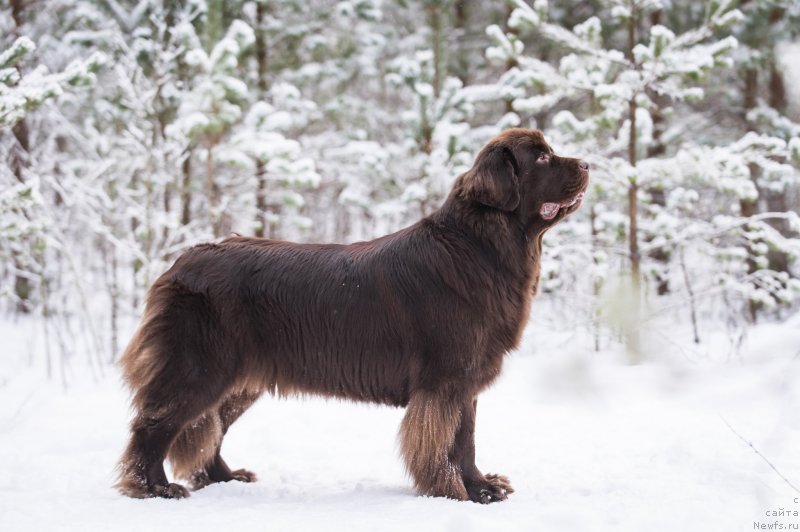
[768,60,786,112]
[206,143,222,237]
[743,67,758,111]
[109,246,119,363]
[626,8,640,284]
[590,204,602,352]
[452,0,470,85]
[763,59,794,300]
[645,5,670,295]
[255,161,267,238]
[503,3,518,115]
[180,151,192,226]
[626,6,642,363]
[740,67,761,322]
[254,0,269,239]
[11,120,29,183]
[645,90,669,295]
[739,170,760,323]
[427,1,445,98]
[10,0,32,313]
[628,97,640,284]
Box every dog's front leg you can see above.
[451,398,514,504]
[399,389,469,501]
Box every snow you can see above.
[1,312,799,531]
[2,1,800,527]
[0,36,35,68]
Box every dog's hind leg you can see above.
[171,390,262,490]
[202,390,262,486]
[451,398,513,504]
[116,381,228,499]
[115,289,232,499]
[399,389,469,501]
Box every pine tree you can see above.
[483,0,797,354]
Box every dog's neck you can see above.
[431,197,544,285]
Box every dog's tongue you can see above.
[539,202,560,220]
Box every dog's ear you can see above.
[462,145,520,211]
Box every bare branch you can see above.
[720,416,800,494]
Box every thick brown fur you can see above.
[115,128,589,503]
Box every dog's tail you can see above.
[119,321,158,398]
[118,277,199,404]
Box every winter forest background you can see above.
[2,0,800,529]
[3,0,800,376]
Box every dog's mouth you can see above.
[539,190,585,220]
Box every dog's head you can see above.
[457,128,589,230]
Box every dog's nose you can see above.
[578,160,589,171]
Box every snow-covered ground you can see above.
[1,312,799,532]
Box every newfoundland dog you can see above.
[116,128,589,503]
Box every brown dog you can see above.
[115,128,589,503]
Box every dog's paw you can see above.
[189,471,213,490]
[230,468,257,483]
[190,468,257,490]
[152,482,190,499]
[466,473,514,504]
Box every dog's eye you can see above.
[536,153,550,164]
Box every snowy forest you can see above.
[2,0,800,369]
[1,1,800,530]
